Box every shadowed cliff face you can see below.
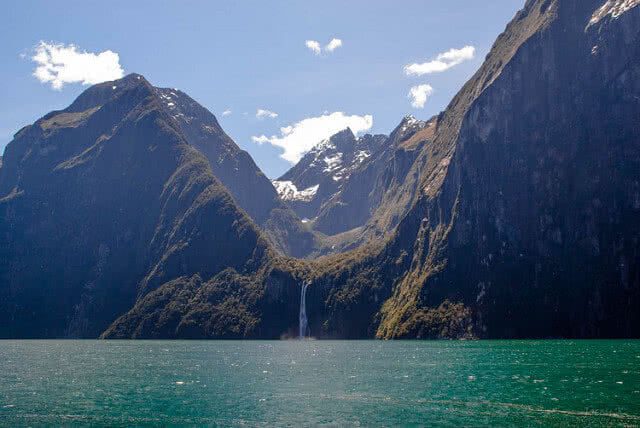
[374,0,640,338]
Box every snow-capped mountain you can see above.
[311,114,437,238]
[272,128,387,219]
[272,115,437,240]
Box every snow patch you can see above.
[272,180,319,202]
[313,138,336,154]
[403,115,418,127]
[323,153,343,173]
[399,115,426,134]
[354,150,370,163]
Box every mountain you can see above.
[273,129,387,221]
[3,0,640,340]
[0,74,299,338]
[274,115,438,251]
[314,115,438,239]
[214,0,639,340]
[150,86,316,257]
[312,0,640,339]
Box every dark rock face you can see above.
[374,0,640,338]
[0,75,274,338]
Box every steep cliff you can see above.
[374,0,640,338]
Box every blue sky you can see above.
[1,1,522,178]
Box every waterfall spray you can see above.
[299,281,309,339]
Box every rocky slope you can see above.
[273,129,387,221]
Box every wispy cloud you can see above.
[404,46,475,76]
[305,38,343,55]
[408,84,434,108]
[30,41,124,90]
[325,38,343,52]
[256,108,278,119]
[222,109,232,117]
[252,135,271,144]
[252,112,372,164]
[305,40,322,55]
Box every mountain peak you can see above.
[65,72,153,113]
[121,72,148,82]
[390,114,426,141]
[275,126,387,221]
[332,127,356,139]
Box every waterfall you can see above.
[299,281,309,339]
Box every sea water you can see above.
[0,340,638,426]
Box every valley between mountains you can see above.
[1,0,639,339]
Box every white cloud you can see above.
[256,108,278,119]
[31,41,124,90]
[305,40,321,55]
[222,109,232,117]
[325,38,343,52]
[305,38,343,55]
[408,84,434,108]
[252,135,271,144]
[404,46,475,76]
[252,112,373,163]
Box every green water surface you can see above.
[0,340,638,426]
